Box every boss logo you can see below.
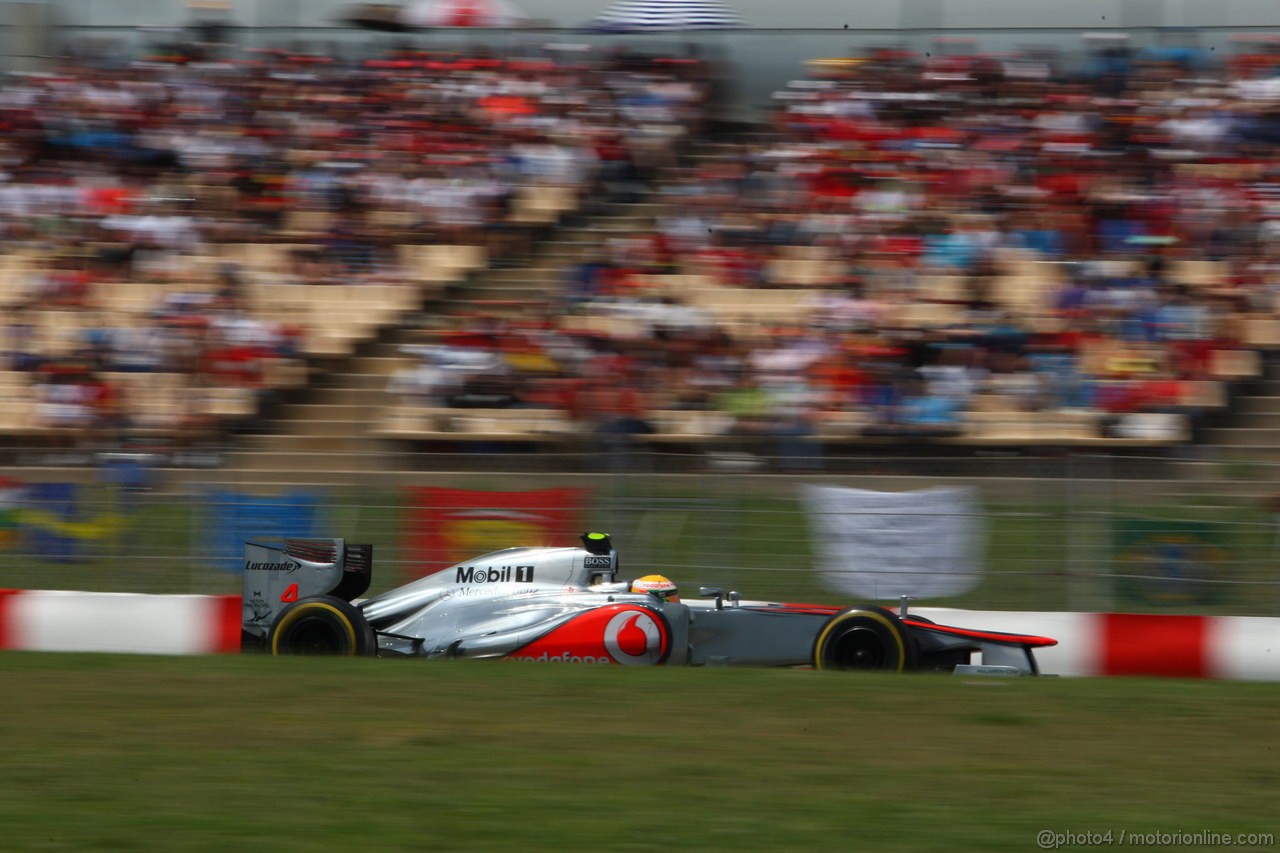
[584,555,613,569]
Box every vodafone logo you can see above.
[604,609,665,666]
[504,604,669,667]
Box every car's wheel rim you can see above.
[831,627,886,670]
[284,615,349,655]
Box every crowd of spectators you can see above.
[387,39,1280,459]
[6,34,1280,459]
[0,39,711,441]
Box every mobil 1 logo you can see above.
[455,565,535,584]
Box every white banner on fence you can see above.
[802,485,983,600]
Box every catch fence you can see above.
[1,449,1278,616]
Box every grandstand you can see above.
[2,27,1280,487]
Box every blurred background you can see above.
[3,0,1280,615]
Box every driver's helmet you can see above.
[630,574,680,603]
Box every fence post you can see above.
[1065,452,1110,612]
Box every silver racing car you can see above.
[240,534,1056,675]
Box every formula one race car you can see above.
[241,534,1056,675]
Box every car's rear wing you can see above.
[241,538,373,651]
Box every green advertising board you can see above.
[1112,517,1226,607]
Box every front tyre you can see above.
[269,596,376,656]
[812,606,917,672]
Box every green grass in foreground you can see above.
[1,653,1277,852]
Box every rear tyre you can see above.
[269,596,376,657]
[812,606,917,673]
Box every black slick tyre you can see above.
[268,596,376,656]
[812,606,917,672]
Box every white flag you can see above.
[803,485,983,600]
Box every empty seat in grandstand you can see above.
[29,311,89,357]
[0,265,36,307]
[400,244,488,284]
[0,371,33,405]
[634,274,713,296]
[173,253,223,286]
[191,183,239,212]
[266,282,312,307]
[221,243,313,277]
[917,275,969,303]
[244,282,301,316]
[299,325,363,359]
[960,409,1104,443]
[673,287,819,328]
[0,399,37,432]
[816,409,870,441]
[966,391,1025,413]
[99,372,183,430]
[680,285,819,315]
[885,301,965,329]
[91,282,163,314]
[366,208,417,230]
[276,285,405,331]
[338,283,418,314]
[763,257,841,287]
[280,209,334,237]
[1180,380,1228,409]
[201,386,258,419]
[1243,318,1280,349]
[376,405,437,437]
[493,408,574,436]
[380,407,574,441]
[991,275,1057,315]
[260,358,310,390]
[508,186,579,225]
[1169,260,1229,288]
[777,245,835,261]
[558,314,649,339]
[1209,348,1262,380]
[679,286,813,310]
[647,410,733,441]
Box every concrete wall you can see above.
[38,0,1280,31]
[11,0,1280,118]
[3,1,56,70]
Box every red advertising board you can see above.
[401,487,588,581]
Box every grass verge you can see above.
[1,653,1277,851]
